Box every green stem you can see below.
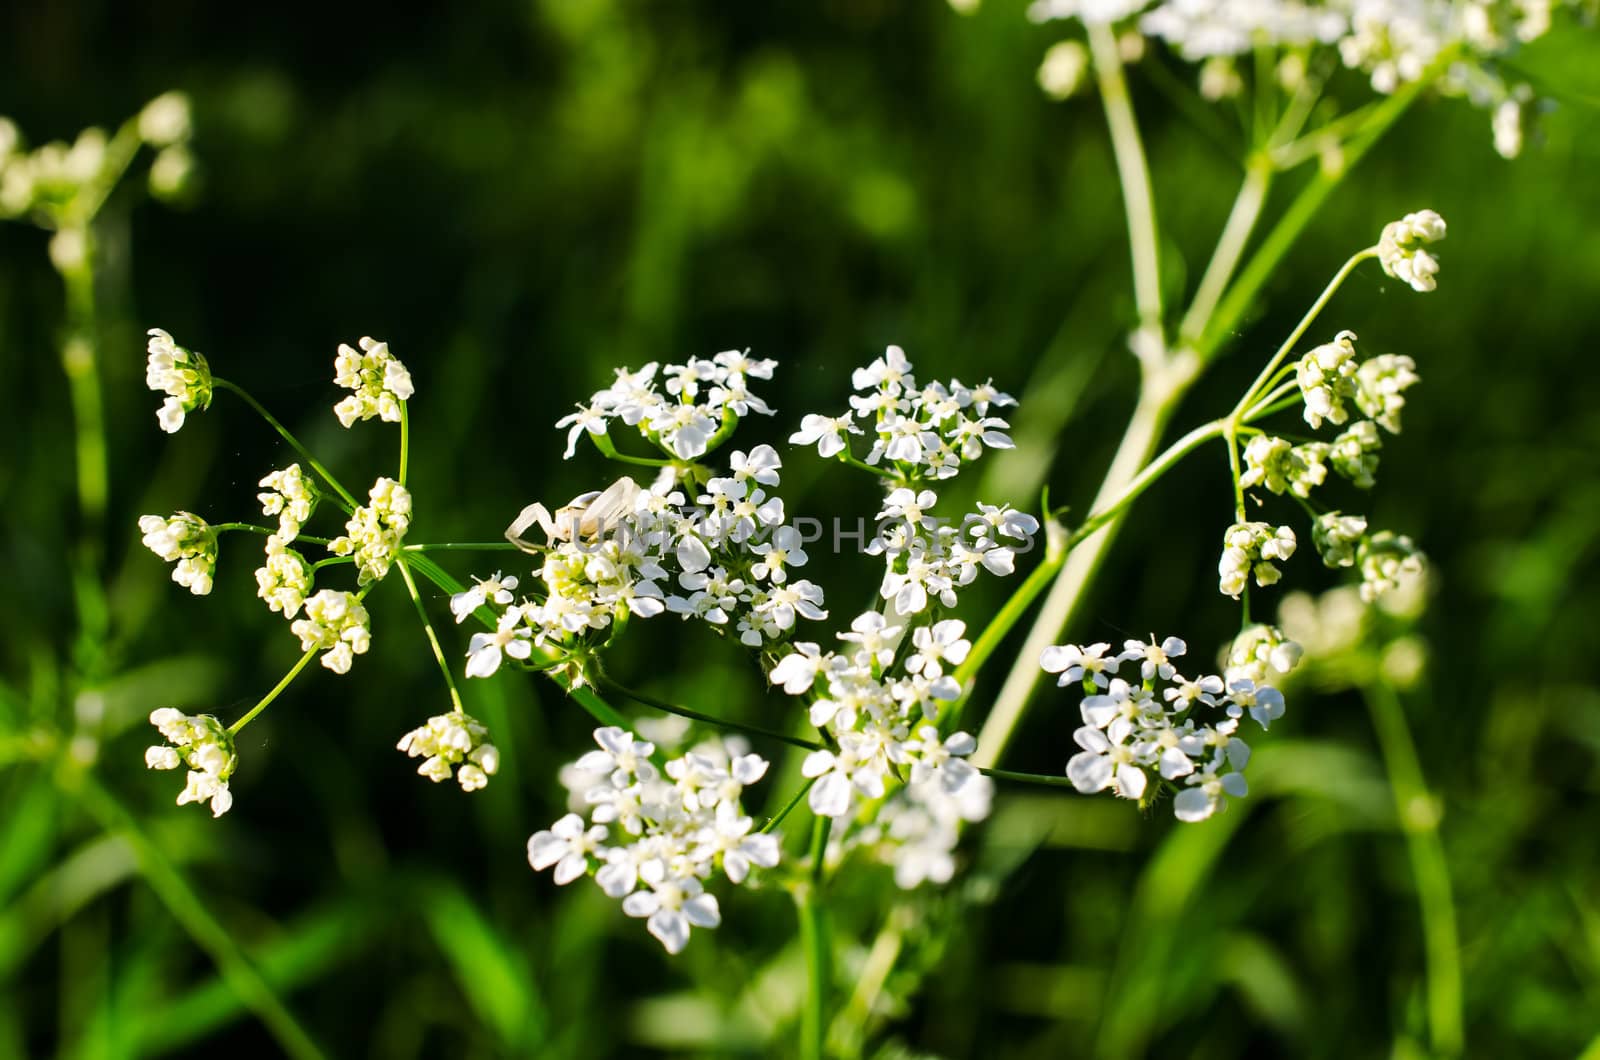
[1068,417,1228,547]
[949,521,1069,705]
[1362,680,1463,1057]
[213,523,333,546]
[398,400,410,487]
[402,541,522,553]
[70,772,326,1060]
[1228,248,1376,423]
[1177,155,1273,348]
[837,450,899,480]
[760,780,815,835]
[973,384,1183,768]
[977,766,1078,789]
[397,559,465,714]
[398,551,633,731]
[213,379,359,510]
[598,674,823,752]
[228,649,318,735]
[797,815,832,1060]
[1196,52,1453,365]
[1088,19,1164,343]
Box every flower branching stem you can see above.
[213,379,360,511]
[397,559,466,714]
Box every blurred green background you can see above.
[3,1,1598,1057]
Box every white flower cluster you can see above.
[790,345,1016,480]
[870,490,1040,614]
[556,351,776,462]
[1223,624,1304,687]
[528,727,779,954]
[290,589,372,673]
[1043,636,1286,821]
[1312,510,1369,568]
[1240,435,1328,498]
[1218,521,1297,598]
[138,511,217,595]
[1378,209,1447,293]
[1295,329,1359,430]
[767,614,991,888]
[1329,420,1382,488]
[333,336,414,428]
[1355,353,1421,433]
[397,710,501,791]
[466,453,831,677]
[1028,4,1555,154]
[258,464,319,541]
[1356,529,1426,602]
[329,477,412,584]
[145,328,213,434]
[1,94,194,220]
[145,708,237,818]
[255,535,313,617]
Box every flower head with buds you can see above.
[145,329,212,434]
[1218,522,1297,598]
[1295,330,1359,430]
[255,535,313,617]
[1378,210,1446,293]
[258,464,319,542]
[290,590,372,673]
[333,336,414,427]
[397,711,500,791]
[139,511,217,595]
[329,477,412,584]
[146,708,237,817]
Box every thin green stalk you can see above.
[1088,19,1163,342]
[1196,50,1454,364]
[949,521,1069,709]
[797,815,832,1060]
[69,772,326,1060]
[598,674,823,752]
[978,766,1078,789]
[1068,417,1228,547]
[760,780,816,835]
[1228,248,1376,422]
[213,379,359,510]
[398,550,633,731]
[398,400,410,487]
[973,385,1182,768]
[402,541,522,553]
[1362,681,1464,1057]
[1178,156,1273,347]
[228,649,318,735]
[397,559,465,714]
[213,523,333,546]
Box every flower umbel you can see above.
[146,708,237,817]
[333,336,414,427]
[139,511,217,595]
[397,711,501,791]
[145,328,213,434]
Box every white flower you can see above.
[1173,768,1248,822]
[450,571,519,623]
[290,589,371,673]
[138,511,217,595]
[836,612,902,669]
[769,643,826,694]
[1377,210,1446,293]
[137,92,191,147]
[465,609,534,678]
[528,814,609,884]
[144,329,212,434]
[1312,511,1368,568]
[907,620,971,679]
[622,865,722,955]
[790,413,861,458]
[397,710,500,792]
[1329,420,1382,488]
[1066,720,1147,800]
[1117,635,1186,681]
[750,525,809,584]
[729,444,782,486]
[555,404,609,459]
[332,336,414,427]
[1039,642,1119,688]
